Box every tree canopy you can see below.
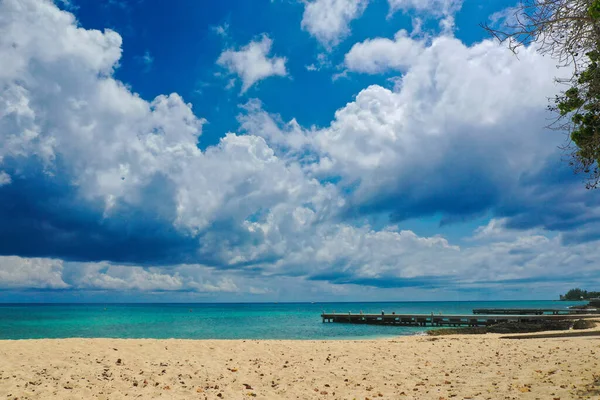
[484,0,600,188]
[560,288,600,300]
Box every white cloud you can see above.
[0,171,10,186]
[217,35,287,93]
[248,35,561,222]
[0,0,334,248]
[387,0,462,16]
[305,53,331,72]
[301,0,369,48]
[488,6,521,27]
[241,32,599,250]
[189,277,239,293]
[1,0,599,299]
[0,256,68,289]
[2,220,599,295]
[55,0,78,11]
[387,0,462,34]
[68,263,185,291]
[138,50,153,71]
[344,29,425,74]
[0,257,249,293]
[212,23,229,38]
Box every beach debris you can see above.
[217,393,223,398]
[243,383,253,389]
[228,367,238,372]
[115,358,122,365]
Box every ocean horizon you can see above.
[0,300,586,340]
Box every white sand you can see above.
[1,331,599,399]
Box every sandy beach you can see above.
[1,331,599,400]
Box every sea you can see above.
[0,300,587,340]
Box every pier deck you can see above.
[472,308,598,315]
[321,312,599,327]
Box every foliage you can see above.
[483,0,600,187]
[561,287,600,300]
[554,48,600,187]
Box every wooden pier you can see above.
[472,308,597,315]
[321,312,599,327]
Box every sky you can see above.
[0,0,599,303]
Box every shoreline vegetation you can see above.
[560,288,600,301]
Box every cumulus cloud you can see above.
[301,0,369,48]
[387,0,462,33]
[0,0,337,271]
[3,219,600,296]
[246,35,561,228]
[2,0,600,298]
[217,35,287,93]
[0,171,10,186]
[244,33,600,240]
[344,30,425,74]
[0,256,68,289]
[0,257,250,294]
[388,0,461,14]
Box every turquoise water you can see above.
[0,301,586,340]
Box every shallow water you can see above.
[0,300,586,340]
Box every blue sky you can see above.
[0,0,599,302]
